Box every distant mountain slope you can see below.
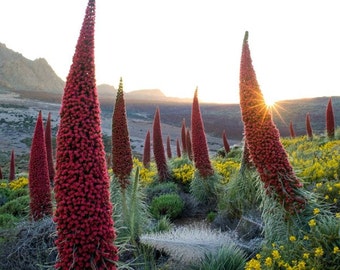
[0,43,65,93]
[0,42,190,103]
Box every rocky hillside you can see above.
[0,43,191,104]
[0,43,65,93]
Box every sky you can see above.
[1,0,339,104]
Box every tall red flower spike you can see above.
[191,88,214,178]
[181,118,187,154]
[9,149,15,181]
[29,111,53,221]
[239,31,305,213]
[45,112,55,184]
[54,0,118,269]
[186,128,193,160]
[166,135,172,159]
[240,138,253,172]
[289,121,296,138]
[152,107,169,181]
[112,77,133,189]
[326,97,335,139]
[143,130,151,168]
[222,129,230,153]
[0,166,3,180]
[176,138,181,158]
[306,112,313,140]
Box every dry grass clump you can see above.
[0,217,56,270]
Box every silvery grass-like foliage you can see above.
[140,223,239,264]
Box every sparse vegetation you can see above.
[0,3,340,269]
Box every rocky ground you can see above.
[0,91,234,158]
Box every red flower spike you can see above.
[45,112,55,184]
[191,88,214,178]
[143,130,151,168]
[181,118,187,154]
[186,129,193,160]
[54,0,118,269]
[222,129,230,153]
[306,113,313,140]
[29,111,53,221]
[326,97,335,139]
[289,121,296,138]
[9,149,15,181]
[166,135,172,159]
[239,31,305,214]
[240,138,252,171]
[176,138,181,158]
[112,77,133,189]
[152,107,170,182]
[0,166,2,180]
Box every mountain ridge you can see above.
[0,42,192,103]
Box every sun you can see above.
[264,95,277,107]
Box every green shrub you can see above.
[152,216,173,233]
[0,185,10,207]
[145,181,180,202]
[0,195,29,217]
[0,213,18,228]
[150,193,184,220]
[206,211,217,223]
[8,188,29,201]
[189,244,247,270]
[0,193,8,207]
[190,172,219,207]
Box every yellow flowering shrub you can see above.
[8,177,29,190]
[249,211,340,269]
[212,157,240,185]
[172,163,195,184]
[132,158,156,186]
[138,167,157,186]
[0,182,7,189]
[281,137,340,183]
[170,157,195,185]
[314,180,340,207]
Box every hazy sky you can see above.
[1,0,339,104]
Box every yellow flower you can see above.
[325,195,330,200]
[289,235,297,242]
[308,219,316,227]
[314,247,324,257]
[0,182,7,188]
[272,249,281,260]
[255,254,261,259]
[316,182,323,188]
[336,213,340,218]
[297,260,306,270]
[313,208,320,215]
[265,257,273,267]
[278,260,285,267]
[303,235,309,240]
[303,253,310,259]
[245,258,261,270]
[333,246,340,254]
